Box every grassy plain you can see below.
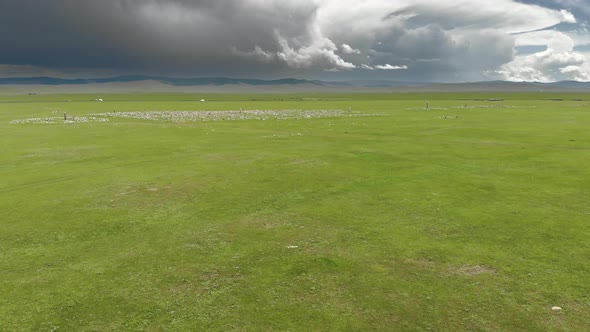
[0,92,589,331]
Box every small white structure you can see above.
[97,98,104,102]
[200,99,206,102]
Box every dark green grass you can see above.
[1,93,589,331]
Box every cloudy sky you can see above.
[1,0,589,82]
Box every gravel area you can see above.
[11,109,380,124]
[91,109,376,122]
[10,117,109,124]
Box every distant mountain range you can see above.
[0,76,318,86]
[1,75,590,91]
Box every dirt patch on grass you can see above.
[455,265,497,276]
[146,186,171,192]
[289,158,326,166]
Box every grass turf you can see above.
[0,92,589,331]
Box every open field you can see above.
[1,92,589,331]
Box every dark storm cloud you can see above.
[0,0,329,77]
[1,1,144,68]
[0,0,583,81]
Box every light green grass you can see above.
[1,92,589,331]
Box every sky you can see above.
[1,0,589,82]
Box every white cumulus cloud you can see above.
[374,64,409,70]
[498,30,590,82]
[341,44,361,54]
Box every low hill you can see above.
[1,76,589,92]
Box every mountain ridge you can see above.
[1,76,589,91]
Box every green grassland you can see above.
[1,92,589,331]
